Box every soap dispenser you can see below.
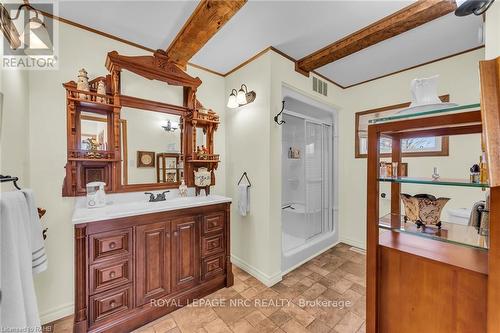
[86,182,106,208]
[179,179,188,197]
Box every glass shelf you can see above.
[369,103,480,124]
[379,176,489,188]
[379,213,488,250]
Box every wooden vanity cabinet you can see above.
[74,203,232,333]
[136,221,171,306]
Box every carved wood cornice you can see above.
[105,50,202,88]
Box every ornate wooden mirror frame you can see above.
[62,50,219,196]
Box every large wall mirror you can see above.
[120,107,183,187]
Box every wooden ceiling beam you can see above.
[295,0,457,75]
[167,0,247,68]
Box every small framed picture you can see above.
[137,151,155,168]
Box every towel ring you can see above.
[238,172,252,187]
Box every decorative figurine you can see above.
[83,138,103,159]
[76,68,90,100]
[196,145,209,160]
[194,167,211,196]
[400,193,450,229]
[96,80,106,103]
[179,179,188,197]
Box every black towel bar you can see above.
[0,175,20,190]
[238,172,252,187]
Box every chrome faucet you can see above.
[145,191,170,202]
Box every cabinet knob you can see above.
[109,271,116,279]
[110,301,116,308]
[166,232,170,238]
[109,242,116,249]
[174,231,178,237]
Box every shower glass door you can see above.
[305,121,324,240]
[282,114,333,255]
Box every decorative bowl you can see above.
[400,193,450,228]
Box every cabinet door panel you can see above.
[172,216,200,290]
[136,222,170,305]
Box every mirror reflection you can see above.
[79,111,108,151]
[121,107,182,185]
[196,127,207,148]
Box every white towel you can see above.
[22,189,48,273]
[1,190,46,331]
[238,184,250,216]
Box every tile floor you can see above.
[45,243,366,333]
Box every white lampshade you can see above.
[227,93,238,108]
[236,89,247,105]
[22,17,53,58]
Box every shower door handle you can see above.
[282,204,295,210]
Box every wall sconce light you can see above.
[227,84,256,109]
[0,4,53,52]
[161,120,179,132]
[227,89,239,108]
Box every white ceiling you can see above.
[57,0,198,50]
[316,12,483,87]
[54,0,484,87]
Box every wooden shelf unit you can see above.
[365,66,500,333]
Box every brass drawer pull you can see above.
[109,242,116,249]
[109,271,116,279]
[110,300,116,308]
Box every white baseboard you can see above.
[281,240,340,276]
[231,255,282,287]
[39,302,73,325]
[340,236,366,250]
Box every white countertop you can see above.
[72,190,232,224]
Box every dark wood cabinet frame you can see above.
[62,50,219,196]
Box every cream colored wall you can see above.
[224,53,275,282]
[485,1,500,59]
[339,48,485,248]
[0,68,30,190]
[26,20,226,323]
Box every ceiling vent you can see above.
[313,76,328,96]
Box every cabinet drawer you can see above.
[90,258,132,295]
[201,234,224,258]
[90,229,132,263]
[202,254,225,280]
[202,213,225,234]
[90,284,133,324]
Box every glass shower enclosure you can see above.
[282,112,335,272]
